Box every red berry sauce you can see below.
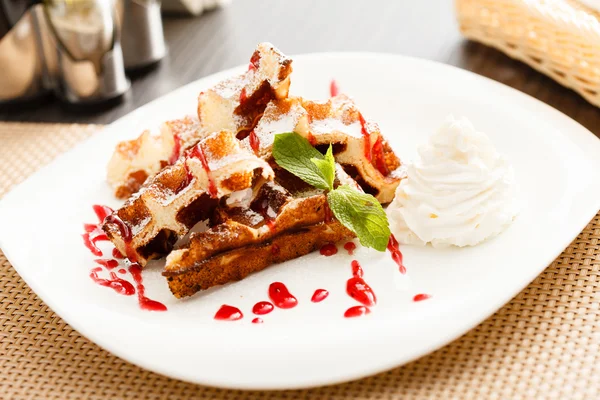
[343,241,356,255]
[268,282,298,309]
[214,304,243,321]
[252,301,274,315]
[169,133,182,164]
[311,289,329,303]
[89,267,135,296]
[249,129,260,154]
[94,259,119,270]
[358,113,372,162]
[413,293,431,302]
[129,263,167,311]
[329,79,340,97]
[346,260,376,307]
[387,234,406,274]
[319,243,338,257]
[112,248,124,259]
[372,135,389,176]
[344,305,370,318]
[188,145,218,198]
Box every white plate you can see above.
[1,53,599,390]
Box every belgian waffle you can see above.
[163,168,356,298]
[242,95,403,203]
[198,42,292,139]
[107,116,201,199]
[102,42,405,299]
[107,42,292,199]
[102,130,274,266]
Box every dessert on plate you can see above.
[101,42,403,298]
[107,43,293,199]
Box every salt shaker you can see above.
[0,3,48,104]
[43,0,130,103]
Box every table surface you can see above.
[1,0,600,138]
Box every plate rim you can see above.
[1,51,600,390]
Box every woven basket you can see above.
[456,0,600,108]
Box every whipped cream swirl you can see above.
[389,116,518,247]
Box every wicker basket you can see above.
[456,0,600,107]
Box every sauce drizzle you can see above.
[94,259,119,270]
[346,260,376,307]
[239,87,248,104]
[188,145,218,198]
[112,248,124,259]
[386,234,406,274]
[252,301,274,315]
[89,267,135,296]
[92,204,113,222]
[344,305,370,318]
[358,113,372,162]
[371,135,389,176]
[311,289,329,303]
[248,129,260,154]
[129,263,168,311]
[268,282,298,309]
[329,79,340,97]
[413,293,431,302]
[169,133,182,164]
[103,213,137,262]
[82,233,103,257]
[82,205,114,257]
[343,241,356,255]
[214,304,243,321]
[319,243,338,257]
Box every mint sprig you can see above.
[273,132,391,251]
[327,185,390,251]
[310,144,335,190]
[272,133,331,190]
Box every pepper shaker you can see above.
[117,0,167,70]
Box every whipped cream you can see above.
[388,116,518,247]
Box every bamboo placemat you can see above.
[0,122,599,400]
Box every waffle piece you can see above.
[198,42,292,139]
[107,116,202,199]
[107,42,292,199]
[242,95,403,203]
[102,130,274,266]
[163,168,356,298]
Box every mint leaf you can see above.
[273,133,391,251]
[327,185,391,251]
[273,132,331,190]
[310,144,335,190]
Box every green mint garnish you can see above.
[327,185,390,251]
[310,144,335,191]
[273,132,391,251]
[272,132,331,190]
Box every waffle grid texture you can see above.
[0,123,599,399]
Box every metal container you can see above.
[0,4,48,104]
[43,0,130,103]
[118,0,167,70]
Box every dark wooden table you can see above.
[2,0,600,137]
